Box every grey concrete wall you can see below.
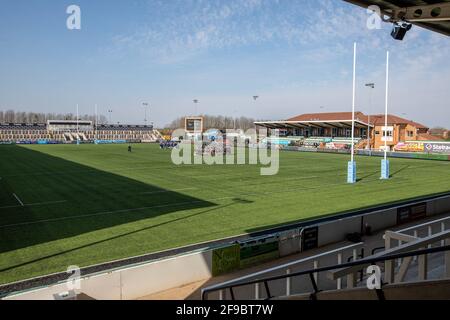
[364,208,397,232]
[5,250,213,300]
[318,217,361,247]
[428,196,450,216]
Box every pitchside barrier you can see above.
[0,139,148,145]
[282,146,450,160]
[3,193,450,300]
[357,149,450,161]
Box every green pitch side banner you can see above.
[212,244,241,277]
[240,240,279,268]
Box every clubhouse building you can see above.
[255,112,442,151]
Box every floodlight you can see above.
[391,22,412,41]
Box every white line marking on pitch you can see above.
[0,196,237,229]
[140,187,197,195]
[12,193,24,206]
[0,200,67,210]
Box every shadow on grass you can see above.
[0,145,216,254]
[356,171,378,182]
[0,199,251,274]
[391,165,410,177]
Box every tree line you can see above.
[0,110,107,124]
[166,115,258,131]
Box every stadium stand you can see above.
[0,120,163,144]
[0,123,49,142]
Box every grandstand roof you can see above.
[288,112,370,123]
[255,112,429,130]
[344,0,450,36]
[47,120,93,126]
[96,124,154,131]
[256,113,371,130]
[0,123,153,131]
[0,123,46,130]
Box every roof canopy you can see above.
[344,0,450,36]
[255,119,370,130]
[255,112,428,130]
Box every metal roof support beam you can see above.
[340,123,353,129]
[343,0,450,36]
[285,124,308,129]
[323,122,343,129]
[305,123,328,129]
[392,3,450,23]
[255,124,276,130]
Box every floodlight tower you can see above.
[381,51,390,180]
[347,43,357,184]
[193,99,199,115]
[253,95,259,134]
[365,83,375,154]
[142,102,149,126]
[108,110,113,124]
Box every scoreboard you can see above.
[185,117,203,133]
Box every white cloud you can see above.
[105,0,450,127]
[110,0,372,63]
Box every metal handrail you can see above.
[201,242,362,295]
[397,216,449,233]
[201,245,450,300]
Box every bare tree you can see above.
[165,114,257,131]
[4,110,15,122]
[0,111,108,124]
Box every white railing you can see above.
[203,242,363,300]
[385,216,450,264]
[329,230,450,286]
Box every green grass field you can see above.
[1,143,450,285]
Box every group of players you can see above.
[125,140,179,153]
[159,140,179,149]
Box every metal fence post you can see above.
[286,269,291,297]
[418,247,428,281]
[397,240,402,267]
[428,226,433,249]
[384,233,394,283]
[337,253,342,290]
[442,223,446,247]
[313,260,319,285]
[413,230,418,262]
[445,239,450,278]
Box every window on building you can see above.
[383,130,393,137]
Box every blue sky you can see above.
[0,0,449,128]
